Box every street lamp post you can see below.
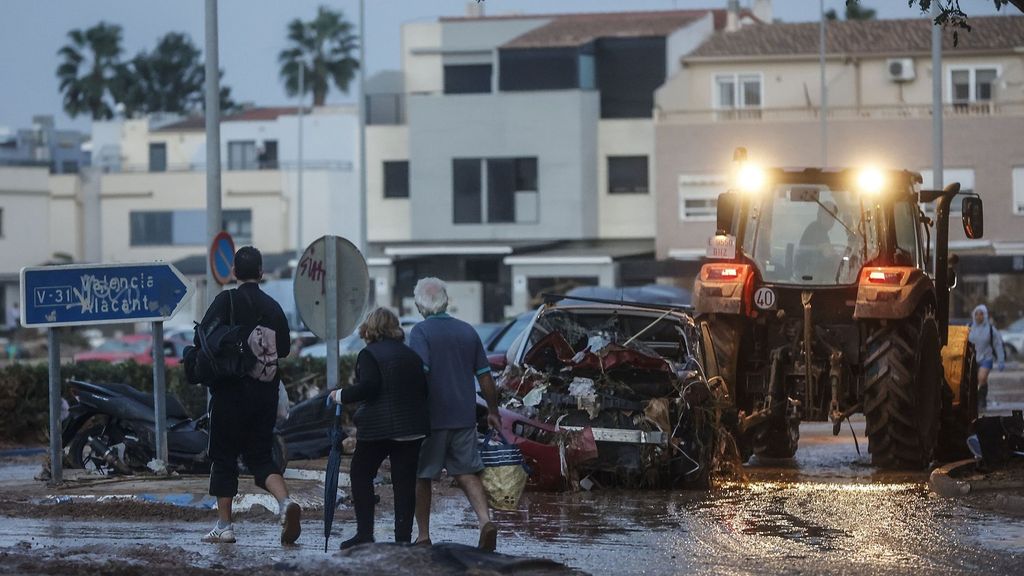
[296,64,305,260]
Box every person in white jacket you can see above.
[968,304,1005,411]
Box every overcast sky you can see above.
[0,0,1007,132]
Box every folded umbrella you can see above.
[323,398,346,552]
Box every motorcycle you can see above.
[62,379,287,475]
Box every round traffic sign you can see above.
[753,287,777,310]
[293,236,369,340]
[210,231,235,285]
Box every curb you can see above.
[0,448,46,458]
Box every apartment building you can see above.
[366,7,760,319]
[653,15,1024,314]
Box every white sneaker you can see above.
[281,501,301,545]
[202,524,236,543]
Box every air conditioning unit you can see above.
[886,58,916,82]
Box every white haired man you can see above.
[408,277,502,551]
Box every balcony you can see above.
[656,101,1024,124]
[109,160,354,174]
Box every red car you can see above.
[74,334,185,366]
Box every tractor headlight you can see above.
[736,164,766,193]
[857,168,885,195]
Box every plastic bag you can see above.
[479,432,528,511]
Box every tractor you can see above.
[693,149,984,468]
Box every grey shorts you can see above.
[417,427,483,479]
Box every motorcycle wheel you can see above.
[67,424,127,475]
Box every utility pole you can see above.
[819,0,828,166]
[297,64,305,259]
[931,2,944,273]
[931,2,944,192]
[204,0,222,308]
[358,0,368,254]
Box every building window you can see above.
[130,210,207,246]
[258,140,278,170]
[228,141,258,170]
[223,209,252,244]
[500,48,579,91]
[453,159,482,224]
[149,142,167,172]
[1013,167,1024,216]
[383,161,409,199]
[920,168,975,215]
[443,64,492,94]
[608,156,649,194]
[714,73,762,119]
[130,211,173,245]
[678,174,724,221]
[453,157,538,224]
[949,66,998,104]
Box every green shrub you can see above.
[0,356,354,444]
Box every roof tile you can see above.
[689,15,1024,59]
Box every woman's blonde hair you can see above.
[358,307,404,343]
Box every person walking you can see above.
[969,304,1006,412]
[198,246,301,545]
[408,277,502,552]
[328,307,430,549]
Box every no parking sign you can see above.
[209,231,235,285]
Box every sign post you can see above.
[293,236,369,393]
[21,262,194,483]
[47,329,61,486]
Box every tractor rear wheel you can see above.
[863,307,942,469]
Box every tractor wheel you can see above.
[752,399,800,459]
[863,307,942,469]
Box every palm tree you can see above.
[115,32,237,116]
[278,6,359,107]
[56,22,124,120]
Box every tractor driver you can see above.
[795,200,839,280]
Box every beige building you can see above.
[653,15,1024,313]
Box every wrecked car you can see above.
[494,294,726,491]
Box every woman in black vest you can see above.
[330,307,429,548]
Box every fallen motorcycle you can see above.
[61,379,287,475]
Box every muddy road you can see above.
[1,418,1022,575]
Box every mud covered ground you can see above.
[1,417,1023,575]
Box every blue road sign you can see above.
[210,231,235,285]
[20,262,194,328]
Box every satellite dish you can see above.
[293,235,370,340]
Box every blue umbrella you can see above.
[323,399,346,552]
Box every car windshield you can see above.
[742,184,879,286]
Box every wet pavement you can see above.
[1,415,1022,575]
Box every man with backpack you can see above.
[194,246,300,545]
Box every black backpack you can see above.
[183,290,256,387]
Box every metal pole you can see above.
[47,329,62,485]
[297,64,305,260]
[325,238,340,392]
[819,0,828,166]
[204,0,222,308]
[932,2,944,207]
[358,0,368,254]
[152,321,168,466]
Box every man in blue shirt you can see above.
[408,277,502,552]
